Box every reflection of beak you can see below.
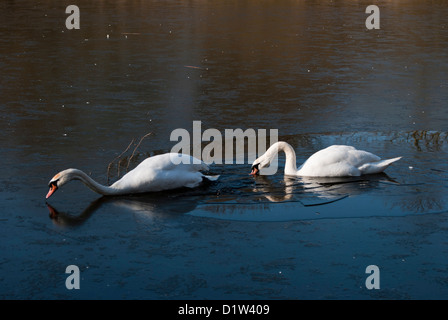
[250,167,259,176]
[46,202,59,219]
[46,184,58,199]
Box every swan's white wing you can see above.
[136,153,208,172]
[111,153,209,193]
[346,147,381,167]
[298,145,382,177]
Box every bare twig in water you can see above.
[184,65,204,69]
[106,132,153,184]
[107,138,135,184]
[126,132,153,172]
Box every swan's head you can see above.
[250,155,271,176]
[250,143,282,175]
[46,169,79,199]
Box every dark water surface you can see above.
[1,1,448,299]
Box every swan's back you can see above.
[137,153,208,172]
[297,145,384,177]
[111,153,209,193]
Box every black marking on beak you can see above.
[48,180,58,188]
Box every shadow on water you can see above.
[46,194,199,228]
[192,170,417,221]
[248,173,398,204]
[45,182,215,228]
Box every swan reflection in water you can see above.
[185,172,407,221]
[47,170,443,224]
[47,191,201,228]
[249,172,399,204]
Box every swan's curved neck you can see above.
[266,141,298,175]
[71,169,121,196]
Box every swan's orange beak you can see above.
[46,183,58,199]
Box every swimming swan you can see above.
[250,141,401,177]
[46,153,219,199]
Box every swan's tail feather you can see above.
[359,157,402,175]
[384,156,402,164]
[204,175,220,181]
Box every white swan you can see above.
[250,141,401,177]
[46,153,219,199]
